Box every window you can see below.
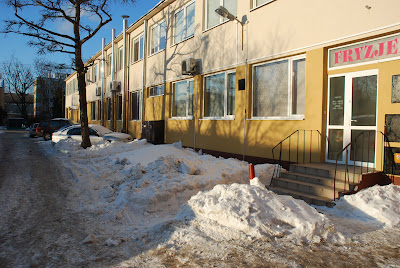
[93,65,98,83]
[130,91,141,121]
[107,98,112,120]
[253,0,275,9]
[117,94,122,120]
[118,47,123,71]
[132,33,144,63]
[206,0,237,29]
[148,85,165,97]
[204,71,236,118]
[253,56,306,119]
[107,54,112,76]
[91,102,96,120]
[172,79,194,118]
[174,1,195,44]
[86,68,91,83]
[97,100,102,121]
[150,20,166,55]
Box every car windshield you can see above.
[89,125,113,135]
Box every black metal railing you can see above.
[333,131,395,200]
[272,130,325,178]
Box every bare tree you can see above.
[2,0,135,148]
[0,55,35,122]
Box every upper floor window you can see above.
[150,20,166,55]
[252,56,306,119]
[204,71,236,119]
[174,1,195,44]
[132,33,144,63]
[172,79,194,119]
[206,0,237,29]
[253,0,275,9]
[107,54,112,76]
[148,85,165,97]
[93,65,98,83]
[118,47,123,71]
[86,68,91,83]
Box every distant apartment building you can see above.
[4,92,34,119]
[34,75,66,119]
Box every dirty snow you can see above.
[37,138,400,266]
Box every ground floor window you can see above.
[253,55,306,119]
[91,101,96,121]
[106,98,111,121]
[130,91,141,121]
[148,85,165,97]
[117,95,122,120]
[204,71,236,119]
[172,79,194,119]
[97,100,102,121]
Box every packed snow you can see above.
[37,138,400,266]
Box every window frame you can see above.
[130,90,142,121]
[173,0,195,45]
[117,94,123,121]
[131,33,144,64]
[251,0,276,10]
[148,85,165,98]
[205,0,237,30]
[150,19,166,56]
[203,70,236,120]
[171,79,194,120]
[106,97,112,121]
[93,64,98,83]
[251,55,306,120]
[107,54,112,76]
[118,46,123,71]
[91,101,96,121]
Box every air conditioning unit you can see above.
[110,80,121,92]
[181,58,197,75]
[95,87,101,96]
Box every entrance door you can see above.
[326,70,378,167]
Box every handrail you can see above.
[333,131,395,200]
[272,130,327,178]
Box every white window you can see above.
[93,65,98,83]
[172,79,194,118]
[252,56,306,119]
[86,68,91,83]
[204,71,236,119]
[118,47,123,71]
[130,91,142,121]
[132,33,144,63]
[150,20,166,55]
[148,85,165,97]
[206,0,237,29]
[174,1,195,44]
[253,0,275,9]
[107,54,112,76]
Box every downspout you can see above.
[111,29,115,131]
[141,19,148,138]
[122,17,128,132]
[101,38,105,126]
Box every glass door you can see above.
[326,70,378,167]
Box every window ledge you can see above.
[129,119,141,122]
[169,116,193,120]
[131,58,143,65]
[200,117,235,121]
[171,35,194,48]
[249,116,305,121]
[202,20,230,34]
[250,0,277,12]
[148,94,164,98]
[148,48,165,58]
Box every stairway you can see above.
[268,163,365,207]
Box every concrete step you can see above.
[267,185,335,208]
[271,177,340,199]
[289,164,363,183]
[281,171,356,191]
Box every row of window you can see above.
[73,0,276,88]
[88,54,305,121]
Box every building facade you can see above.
[65,0,400,174]
[34,76,66,119]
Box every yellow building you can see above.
[65,0,400,204]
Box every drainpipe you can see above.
[122,16,129,133]
[101,38,105,126]
[111,29,115,131]
[141,19,148,138]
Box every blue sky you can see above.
[0,0,160,70]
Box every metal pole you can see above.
[101,38,105,126]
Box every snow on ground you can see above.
[38,139,400,266]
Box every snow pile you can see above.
[334,184,400,227]
[177,182,344,244]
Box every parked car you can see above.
[29,123,39,138]
[52,124,133,144]
[37,118,75,141]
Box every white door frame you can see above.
[326,69,378,167]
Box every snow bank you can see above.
[334,184,400,228]
[177,181,344,244]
